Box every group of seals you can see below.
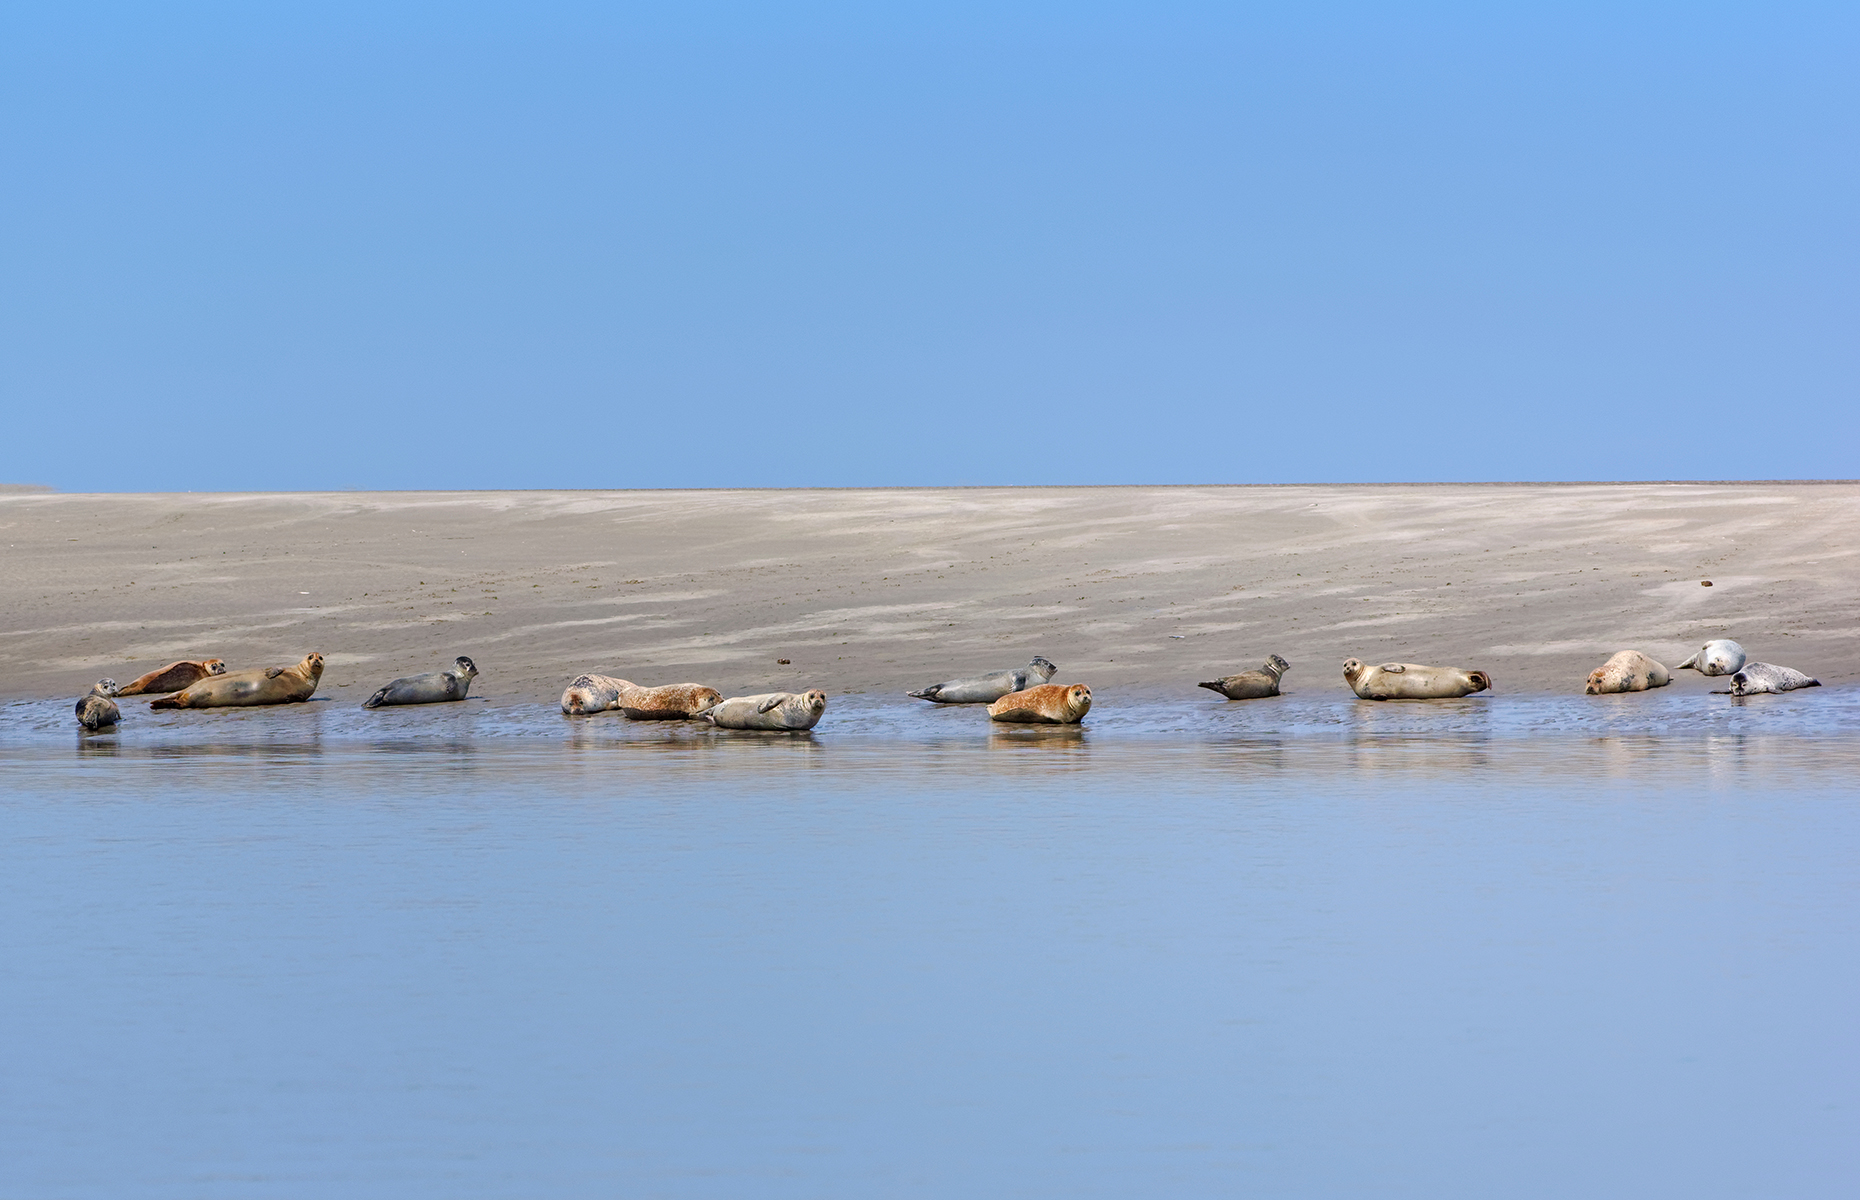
[152,653,326,709]
[908,656,1091,724]
[559,672,822,731]
[909,658,1057,704]
[1583,639,1818,698]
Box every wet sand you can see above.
[2,483,1855,703]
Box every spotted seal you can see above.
[987,682,1092,724]
[699,690,827,731]
[114,659,227,696]
[1198,655,1289,700]
[75,679,121,731]
[1343,659,1490,700]
[618,683,724,720]
[909,657,1057,704]
[1726,662,1821,696]
[364,656,478,708]
[1584,650,1671,695]
[150,653,324,709]
[1675,639,1745,677]
[560,674,635,715]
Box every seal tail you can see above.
[363,688,390,709]
[149,696,181,710]
[1197,681,1226,693]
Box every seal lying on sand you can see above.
[75,679,120,731]
[1584,650,1671,695]
[618,683,724,720]
[1198,655,1289,700]
[560,674,634,715]
[1727,662,1821,696]
[988,682,1092,724]
[1675,639,1746,677]
[151,653,324,709]
[114,659,226,696]
[910,657,1057,704]
[364,657,478,708]
[699,690,827,731]
[1343,660,1490,700]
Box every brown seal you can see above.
[1343,660,1490,700]
[618,683,724,720]
[150,653,324,709]
[114,659,227,696]
[1584,651,1671,695]
[988,682,1092,724]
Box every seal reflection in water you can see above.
[75,679,121,731]
[114,658,226,697]
[560,674,634,715]
[698,690,827,731]
[1584,650,1671,695]
[1198,655,1289,700]
[1727,662,1821,696]
[364,657,478,708]
[988,682,1092,724]
[909,657,1057,704]
[1343,660,1490,700]
[150,653,324,709]
[1675,639,1746,677]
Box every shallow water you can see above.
[3,690,1857,1197]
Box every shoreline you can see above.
[3,482,1855,704]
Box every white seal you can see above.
[699,690,827,731]
[1674,639,1745,677]
[1584,651,1671,695]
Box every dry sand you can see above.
[2,484,1855,704]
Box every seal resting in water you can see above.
[114,658,226,696]
[1675,639,1746,677]
[1727,662,1821,696]
[618,683,724,720]
[1343,660,1490,700]
[988,682,1092,724]
[1198,655,1289,700]
[75,679,120,731]
[909,657,1057,704]
[150,652,324,709]
[560,674,635,715]
[699,690,827,731]
[364,657,478,708]
[1584,650,1671,695]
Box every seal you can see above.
[1198,655,1290,700]
[364,656,478,708]
[1584,650,1672,695]
[75,679,120,731]
[1343,659,1490,700]
[909,657,1057,704]
[618,683,724,720]
[698,690,827,731]
[1727,662,1821,696]
[150,652,324,709]
[560,674,635,715]
[1674,639,1745,677]
[114,659,227,696]
[987,682,1092,724]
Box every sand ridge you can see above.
[1,483,1854,704]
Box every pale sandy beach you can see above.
[2,483,1855,705]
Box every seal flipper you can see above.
[757,695,786,714]
[150,695,181,710]
[1197,680,1226,693]
[363,687,391,709]
[1675,650,1700,671]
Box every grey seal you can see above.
[1585,650,1671,695]
[699,690,827,731]
[75,679,121,731]
[1675,639,1745,677]
[1198,655,1289,700]
[364,656,478,708]
[1726,662,1821,696]
[909,657,1057,704]
[1343,659,1491,700]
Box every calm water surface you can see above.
[3,690,1857,1197]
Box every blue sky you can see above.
[3,2,1855,490]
